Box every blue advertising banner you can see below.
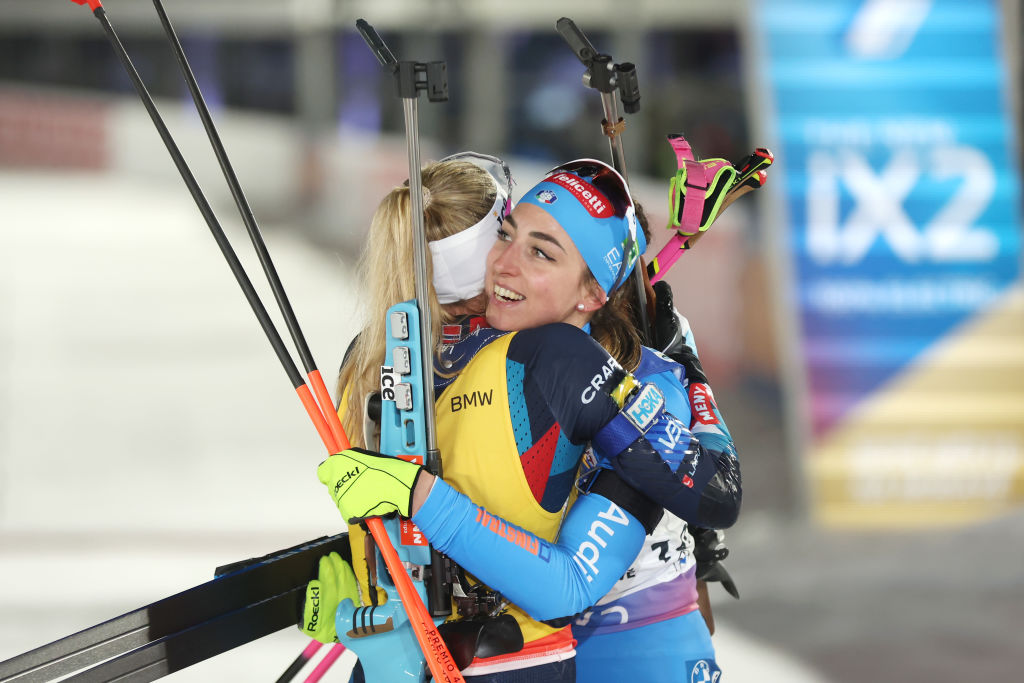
[755,0,1023,526]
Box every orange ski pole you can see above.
[69,2,463,681]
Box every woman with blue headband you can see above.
[499,163,740,683]
[317,158,741,682]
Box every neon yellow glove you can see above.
[300,551,360,643]
[317,447,423,523]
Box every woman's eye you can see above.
[532,246,552,261]
[496,227,511,241]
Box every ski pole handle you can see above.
[556,16,597,66]
[356,18,397,67]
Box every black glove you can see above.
[668,338,708,387]
[691,526,739,599]
[651,281,682,355]
[650,281,708,382]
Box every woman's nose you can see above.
[490,241,521,274]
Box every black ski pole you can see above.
[68,0,336,445]
[67,3,462,682]
[146,1,345,676]
[148,0,346,449]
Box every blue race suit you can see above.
[409,321,739,679]
[575,320,738,683]
[408,321,735,679]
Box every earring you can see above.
[576,303,585,311]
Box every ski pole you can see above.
[146,0,339,672]
[647,147,773,284]
[556,17,638,180]
[67,0,336,448]
[273,641,323,683]
[149,0,345,451]
[68,3,463,682]
[354,17,445,474]
[556,17,652,343]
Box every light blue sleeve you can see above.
[643,335,738,459]
[678,325,737,456]
[646,368,690,424]
[411,478,646,621]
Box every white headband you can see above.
[429,176,510,304]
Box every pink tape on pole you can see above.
[650,234,687,284]
[303,643,345,683]
[679,160,709,232]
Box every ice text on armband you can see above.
[475,507,542,557]
[572,500,631,583]
[581,357,624,404]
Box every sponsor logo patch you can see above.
[535,189,558,204]
[572,501,631,583]
[545,173,614,218]
[624,384,665,432]
[680,445,702,488]
[604,246,622,277]
[450,389,493,412]
[380,365,399,401]
[581,357,624,404]
[686,658,722,683]
[689,383,720,426]
[306,586,320,630]
[475,507,542,557]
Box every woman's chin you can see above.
[485,300,525,331]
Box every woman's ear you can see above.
[578,280,608,313]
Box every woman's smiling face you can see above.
[484,203,604,332]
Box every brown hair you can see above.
[587,199,654,372]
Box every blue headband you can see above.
[517,160,645,295]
